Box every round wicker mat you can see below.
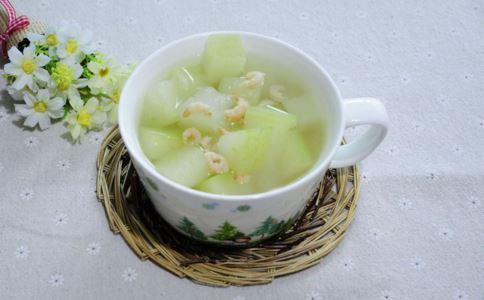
[96,126,361,287]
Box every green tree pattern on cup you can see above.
[177,217,207,240]
[210,221,246,241]
[176,214,298,243]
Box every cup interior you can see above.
[119,31,344,199]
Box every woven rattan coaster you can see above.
[96,126,361,287]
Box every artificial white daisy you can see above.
[15,89,65,130]
[28,26,61,55]
[48,58,86,100]
[4,45,50,90]
[97,96,117,124]
[65,96,106,141]
[56,20,95,61]
[100,63,133,124]
[87,56,120,94]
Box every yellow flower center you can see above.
[52,63,74,91]
[99,68,109,77]
[112,91,120,104]
[33,101,47,113]
[46,34,58,46]
[77,110,92,127]
[66,40,79,55]
[21,60,35,74]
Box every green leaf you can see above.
[4,73,16,85]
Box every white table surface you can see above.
[1,0,483,299]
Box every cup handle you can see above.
[330,97,389,169]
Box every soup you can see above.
[138,34,324,195]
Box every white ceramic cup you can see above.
[119,31,389,246]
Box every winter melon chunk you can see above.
[139,126,183,161]
[217,128,272,175]
[202,34,247,84]
[278,130,314,181]
[282,94,321,132]
[141,80,179,129]
[178,87,233,134]
[171,64,206,100]
[218,76,263,104]
[244,105,297,130]
[196,173,253,195]
[154,147,210,187]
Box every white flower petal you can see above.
[108,105,118,124]
[91,111,107,126]
[12,75,30,90]
[69,96,83,111]
[65,112,77,124]
[87,61,100,73]
[4,62,23,76]
[23,114,39,127]
[85,98,99,113]
[23,92,36,106]
[37,89,50,101]
[74,52,85,63]
[70,124,81,140]
[25,76,35,90]
[35,54,50,67]
[67,87,81,100]
[48,97,65,111]
[33,68,50,82]
[15,104,33,116]
[72,63,83,79]
[48,108,65,119]
[38,113,51,130]
[23,45,35,58]
[99,98,114,111]
[7,47,23,64]
[57,47,68,58]
[75,78,88,88]
[7,86,24,100]
[30,81,40,92]
[81,43,95,55]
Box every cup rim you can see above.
[119,31,344,202]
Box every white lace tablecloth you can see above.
[1,0,483,299]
